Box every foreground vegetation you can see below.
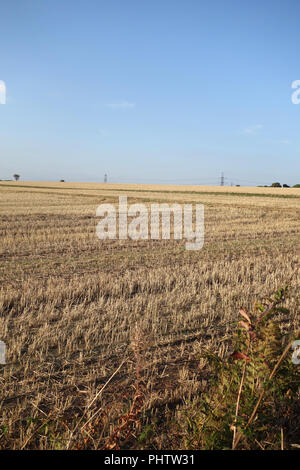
[0,182,299,449]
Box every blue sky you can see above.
[1,0,300,185]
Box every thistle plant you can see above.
[185,285,300,450]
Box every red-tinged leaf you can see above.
[249,330,257,341]
[239,308,252,324]
[239,320,250,330]
[231,351,251,361]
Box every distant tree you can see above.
[13,174,20,181]
[282,184,290,188]
[293,184,300,188]
[60,179,65,182]
[271,182,281,187]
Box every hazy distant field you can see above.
[0,181,299,449]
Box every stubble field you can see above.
[0,181,299,449]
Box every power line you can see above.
[97,173,292,187]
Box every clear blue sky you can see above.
[1,0,300,185]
